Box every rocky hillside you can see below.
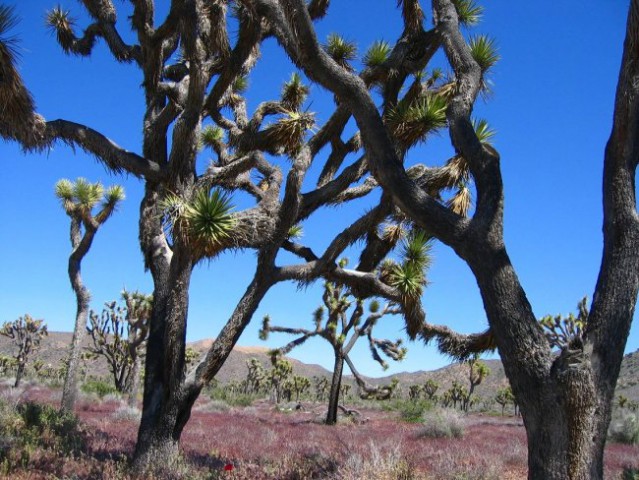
[1,332,637,403]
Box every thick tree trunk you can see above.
[133,245,275,473]
[326,352,344,425]
[467,245,601,480]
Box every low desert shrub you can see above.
[81,379,118,399]
[381,398,433,422]
[609,410,639,445]
[623,467,639,480]
[0,400,84,474]
[398,399,433,423]
[418,408,465,439]
[209,388,259,408]
[112,404,141,421]
[333,443,414,480]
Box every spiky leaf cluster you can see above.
[200,125,225,150]
[472,118,496,146]
[0,5,19,61]
[324,33,357,69]
[363,40,391,68]
[55,178,123,220]
[469,35,499,73]
[287,224,304,240]
[232,75,248,94]
[386,95,448,148]
[162,188,236,259]
[452,0,483,27]
[259,315,271,340]
[281,73,309,111]
[262,111,315,157]
[46,7,80,54]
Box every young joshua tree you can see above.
[0,314,48,387]
[261,232,431,424]
[86,290,152,406]
[55,178,124,412]
[261,282,408,424]
[461,353,490,412]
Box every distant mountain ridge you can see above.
[1,332,637,402]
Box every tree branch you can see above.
[45,120,164,181]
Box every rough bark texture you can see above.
[61,217,96,413]
[326,352,344,425]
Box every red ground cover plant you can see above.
[1,382,637,479]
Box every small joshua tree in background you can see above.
[56,178,124,412]
[540,296,589,349]
[86,290,152,404]
[0,314,48,387]
[244,358,268,395]
[495,386,514,416]
[423,379,439,400]
[268,354,293,404]
[461,354,490,411]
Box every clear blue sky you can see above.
[1,1,636,378]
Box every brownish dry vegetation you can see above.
[1,382,637,480]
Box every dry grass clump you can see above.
[609,409,639,445]
[418,408,465,439]
[332,443,414,480]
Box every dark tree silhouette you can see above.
[0,314,48,387]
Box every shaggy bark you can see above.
[61,217,96,413]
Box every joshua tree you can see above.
[268,355,293,404]
[291,375,311,402]
[244,358,268,395]
[261,279,407,422]
[86,290,152,405]
[409,384,422,401]
[314,376,329,402]
[540,297,589,349]
[0,314,48,387]
[444,381,466,410]
[0,355,15,377]
[261,232,430,424]
[423,379,439,400]
[55,178,124,412]
[495,386,513,416]
[461,354,490,411]
[5,1,638,476]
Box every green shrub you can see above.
[623,467,639,480]
[418,408,465,439]
[0,400,85,474]
[398,399,432,423]
[81,379,118,398]
[225,393,258,407]
[609,410,639,445]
